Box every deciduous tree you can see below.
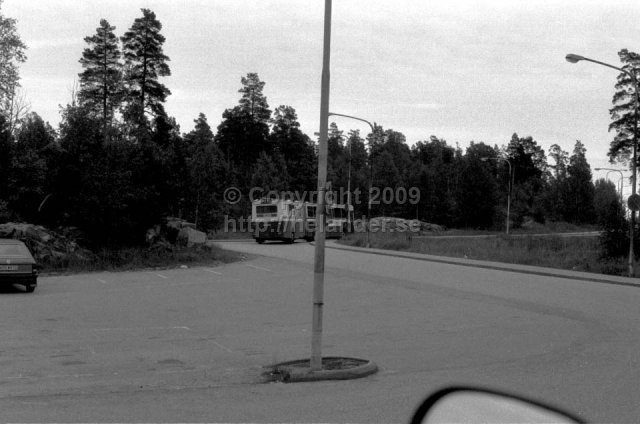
[0,1,27,121]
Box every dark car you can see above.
[0,239,38,293]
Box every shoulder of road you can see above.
[324,241,640,288]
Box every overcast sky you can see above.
[4,0,640,189]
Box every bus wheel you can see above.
[256,238,265,244]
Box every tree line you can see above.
[0,6,634,253]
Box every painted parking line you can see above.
[204,268,223,275]
[94,326,191,332]
[7,372,96,380]
[155,273,169,279]
[244,264,272,272]
[96,278,107,284]
[211,340,234,353]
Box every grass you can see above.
[39,243,244,275]
[209,228,254,240]
[340,229,629,277]
[436,221,598,237]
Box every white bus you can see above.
[326,203,354,238]
[251,198,315,244]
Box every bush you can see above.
[598,202,628,259]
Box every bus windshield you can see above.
[256,205,278,217]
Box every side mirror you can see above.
[410,387,584,424]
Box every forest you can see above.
[0,7,633,255]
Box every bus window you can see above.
[307,206,316,218]
[256,205,278,217]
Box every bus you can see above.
[251,198,315,244]
[326,203,354,238]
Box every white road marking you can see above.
[244,264,272,272]
[204,268,222,275]
[7,373,95,380]
[94,326,191,332]
[211,340,234,353]
[96,279,107,284]
[155,273,169,279]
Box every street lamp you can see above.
[310,0,332,372]
[566,53,640,277]
[482,156,513,235]
[328,112,375,247]
[594,167,625,212]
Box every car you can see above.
[0,239,38,293]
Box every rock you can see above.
[176,227,207,247]
[0,222,94,265]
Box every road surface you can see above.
[0,239,639,422]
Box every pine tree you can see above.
[564,140,595,224]
[121,9,171,122]
[184,114,227,229]
[216,73,271,175]
[78,19,122,137]
[609,49,640,163]
[270,105,316,193]
[238,73,271,123]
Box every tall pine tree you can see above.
[78,19,122,138]
[609,49,640,164]
[121,9,171,124]
[216,73,271,178]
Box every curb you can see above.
[207,238,254,243]
[324,242,640,289]
[264,357,378,383]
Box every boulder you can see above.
[176,227,207,247]
[0,222,93,264]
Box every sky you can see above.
[4,0,640,193]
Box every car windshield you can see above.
[0,243,29,257]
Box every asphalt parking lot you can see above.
[1,242,640,422]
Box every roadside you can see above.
[39,245,245,276]
[338,226,630,276]
[326,240,640,287]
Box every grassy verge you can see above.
[40,244,244,275]
[209,229,254,240]
[435,221,598,237]
[340,231,627,276]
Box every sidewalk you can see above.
[325,240,640,288]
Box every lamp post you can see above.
[310,0,332,372]
[482,156,513,235]
[595,167,625,211]
[328,112,375,247]
[566,53,639,277]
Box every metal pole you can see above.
[506,159,512,235]
[311,0,331,372]
[328,113,375,246]
[602,169,625,209]
[347,136,352,232]
[630,77,638,277]
[367,156,372,248]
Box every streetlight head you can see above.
[565,53,585,64]
[594,168,602,171]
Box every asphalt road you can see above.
[1,240,639,422]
